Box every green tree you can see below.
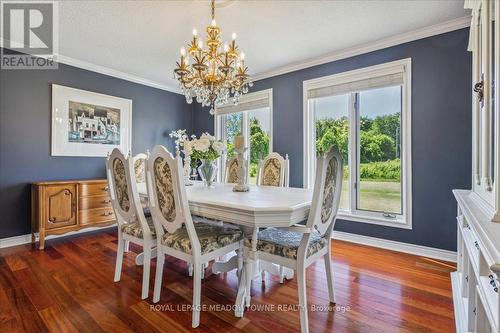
[225,113,243,157]
[315,117,348,160]
[372,113,400,158]
[249,117,269,164]
[360,130,395,162]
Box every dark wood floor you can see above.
[0,229,456,333]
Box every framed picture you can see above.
[51,84,132,157]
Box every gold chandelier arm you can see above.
[175,0,252,113]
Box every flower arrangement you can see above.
[169,129,188,155]
[183,133,225,161]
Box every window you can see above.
[215,89,273,184]
[304,59,412,228]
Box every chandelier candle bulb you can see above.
[173,0,252,113]
[232,32,237,40]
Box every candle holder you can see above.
[233,146,249,192]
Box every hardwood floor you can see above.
[0,229,456,333]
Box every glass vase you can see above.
[198,159,217,187]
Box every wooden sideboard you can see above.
[31,179,115,249]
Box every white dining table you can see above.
[136,181,313,316]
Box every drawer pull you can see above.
[49,217,56,222]
[473,307,476,315]
[489,275,499,293]
[465,275,469,282]
[474,241,479,250]
[101,212,113,217]
[101,200,111,204]
[102,186,109,191]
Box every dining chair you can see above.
[106,148,156,300]
[246,146,342,333]
[133,152,148,183]
[256,152,290,187]
[256,152,290,283]
[146,145,244,328]
[224,155,247,183]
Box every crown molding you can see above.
[1,38,181,94]
[55,54,181,94]
[2,15,470,93]
[252,16,471,81]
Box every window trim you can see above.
[214,88,273,181]
[303,58,412,229]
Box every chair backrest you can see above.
[305,146,343,237]
[224,156,246,183]
[106,149,152,238]
[133,153,148,183]
[146,146,199,252]
[256,152,289,187]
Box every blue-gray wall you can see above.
[0,55,193,238]
[193,28,472,251]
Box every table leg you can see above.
[259,260,294,281]
[234,261,247,317]
[135,247,157,266]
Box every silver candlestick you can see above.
[233,147,249,192]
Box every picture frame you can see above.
[51,84,132,157]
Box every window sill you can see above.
[337,212,412,230]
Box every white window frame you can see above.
[214,88,273,181]
[303,58,412,229]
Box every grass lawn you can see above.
[248,176,401,215]
[339,180,401,214]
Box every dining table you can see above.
[136,181,313,317]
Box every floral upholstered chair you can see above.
[147,145,244,328]
[224,156,248,184]
[133,152,151,216]
[246,147,342,333]
[106,149,156,300]
[256,152,289,187]
[255,152,290,282]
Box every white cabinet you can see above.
[453,190,500,333]
[454,2,500,331]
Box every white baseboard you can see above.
[0,225,117,249]
[1,227,457,262]
[332,230,457,263]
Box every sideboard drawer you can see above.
[461,225,481,273]
[79,182,109,197]
[79,195,111,210]
[79,207,115,225]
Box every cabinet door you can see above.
[44,184,77,230]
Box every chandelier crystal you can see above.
[174,0,253,115]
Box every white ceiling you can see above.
[57,0,469,92]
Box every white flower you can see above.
[212,141,224,152]
[194,138,210,152]
[200,132,216,141]
[182,140,193,154]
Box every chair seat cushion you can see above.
[245,228,328,260]
[161,222,243,255]
[121,216,156,239]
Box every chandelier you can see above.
[174,0,253,115]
